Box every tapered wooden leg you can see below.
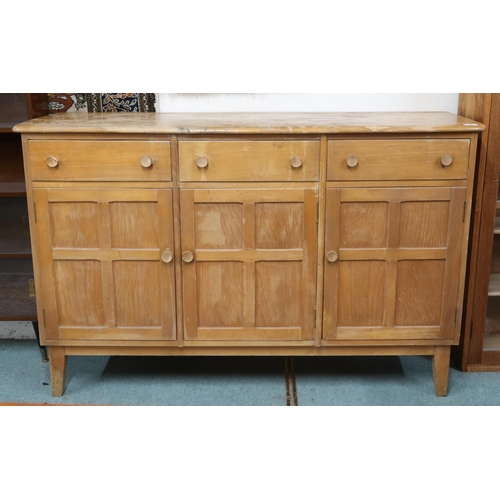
[49,347,67,397]
[433,346,451,396]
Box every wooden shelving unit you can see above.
[453,93,500,370]
[0,94,48,355]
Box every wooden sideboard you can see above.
[13,112,485,397]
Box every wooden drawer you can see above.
[179,140,320,181]
[29,140,171,181]
[328,139,470,181]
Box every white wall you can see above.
[158,93,459,114]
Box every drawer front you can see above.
[179,140,320,181]
[29,140,171,181]
[328,139,470,181]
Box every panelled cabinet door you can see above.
[33,188,176,341]
[180,188,318,342]
[323,187,466,341]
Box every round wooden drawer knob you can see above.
[140,156,154,168]
[46,156,59,168]
[161,250,173,263]
[290,157,303,169]
[182,251,194,263]
[346,155,358,168]
[326,251,338,263]
[196,156,209,168]
[440,154,453,167]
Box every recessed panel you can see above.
[194,203,244,249]
[196,262,244,327]
[110,202,159,249]
[399,201,449,248]
[255,261,302,327]
[54,260,104,326]
[113,261,162,326]
[339,202,388,249]
[337,261,385,327]
[395,260,445,326]
[50,202,99,248]
[255,203,303,249]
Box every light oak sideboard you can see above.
[13,112,485,397]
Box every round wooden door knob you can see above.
[140,156,154,168]
[346,155,358,168]
[161,250,173,263]
[196,156,209,168]
[290,157,303,169]
[440,154,453,167]
[46,156,59,168]
[182,251,194,263]
[326,251,338,263]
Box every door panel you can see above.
[255,261,303,327]
[395,260,445,326]
[339,202,388,248]
[196,261,245,328]
[54,260,105,327]
[110,202,160,248]
[113,261,163,327]
[255,203,304,249]
[399,201,450,248]
[34,188,176,341]
[49,202,100,248]
[337,260,386,327]
[181,188,317,342]
[323,186,466,341]
[194,203,244,249]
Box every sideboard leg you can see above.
[49,347,67,397]
[433,346,451,396]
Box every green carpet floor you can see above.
[1,339,499,405]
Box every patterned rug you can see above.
[47,93,156,113]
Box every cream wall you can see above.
[157,93,460,113]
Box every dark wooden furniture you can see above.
[453,93,500,371]
[0,94,48,357]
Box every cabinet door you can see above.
[323,187,466,341]
[33,188,176,341]
[180,188,317,342]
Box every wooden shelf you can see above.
[488,274,500,296]
[0,259,36,320]
[495,216,500,234]
[0,134,26,196]
[0,198,31,256]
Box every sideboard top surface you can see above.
[13,112,485,135]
